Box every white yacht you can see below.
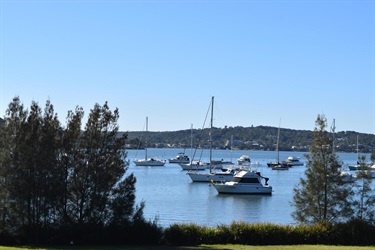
[339,170,356,182]
[284,156,304,166]
[168,152,190,164]
[179,160,209,170]
[212,170,272,195]
[237,153,251,165]
[133,157,166,166]
[187,167,238,182]
[211,159,234,166]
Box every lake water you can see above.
[126,148,369,228]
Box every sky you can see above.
[0,0,374,134]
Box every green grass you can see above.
[0,245,375,250]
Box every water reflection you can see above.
[208,191,272,225]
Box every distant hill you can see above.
[123,125,375,153]
[0,117,372,153]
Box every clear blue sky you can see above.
[1,0,374,134]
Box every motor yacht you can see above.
[212,170,272,195]
[168,152,190,164]
[237,153,251,165]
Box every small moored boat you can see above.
[133,117,166,167]
[179,160,209,170]
[169,152,190,164]
[284,156,304,167]
[133,157,166,166]
[187,167,238,182]
[237,153,251,165]
[272,162,289,170]
[212,170,272,195]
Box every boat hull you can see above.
[180,164,208,170]
[272,166,289,170]
[348,165,367,171]
[271,162,289,170]
[237,154,251,165]
[285,162,304,167]
[284,156,304,166]
[213,183,272,195]
[133,159,165,166]
[267,162,278,167]
[187,171,234,182]
[169,159,190,164]
[169,153,190,164]
[211,160,234,166]
[179,161,209,170]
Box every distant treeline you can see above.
[124,125,375,153]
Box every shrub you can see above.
[163,220,375,246]
[333,219,375,245]
[163,223,204,246]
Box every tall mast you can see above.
[190,124,193,159]
[230,135,233,163]
[209,96,214,172]
[277,119,281,163]
[145,116,148,160]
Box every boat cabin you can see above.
[231,170,269,186]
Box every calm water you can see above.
[126,148,368,228]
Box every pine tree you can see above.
[292,114,354,224]
[0,98,62,242]
[0,97,147,244]
[353,155,375,222]
[0,96,28,234]
[65,102,129,225]
[57,106,84,226]
[371,148,375,164]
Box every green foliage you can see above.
[163,221,375,246]
[163,223,206,246]
[351,157,375,223]
[300,222,334,244]
[0,97,161,246]
[371,148,375,163]
[333,219,375,245]
[126,125,375,153]
[292,115,355,224]
[229,222,284,245]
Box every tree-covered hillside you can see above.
[124,126,375,153]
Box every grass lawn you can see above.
[0,245,375,250]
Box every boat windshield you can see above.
[233,177,260,183]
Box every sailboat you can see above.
[348,135,367,171]
[267,122,280,167]
[179,124,209,170]
[133,117,166,166]
[268,121,289,170]
[187,97,238,182]
[330,119,355,182]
